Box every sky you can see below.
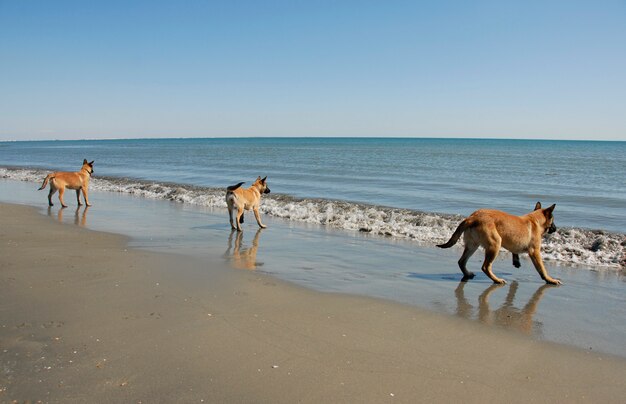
[1,1,625,141]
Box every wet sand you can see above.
[2,202,626,403]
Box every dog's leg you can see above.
[482,245,506,284]
[236,208,244,231]
[512,253,521,268]
[253,207,267,229]
[76,190,82,206]
[458,242,478,281]
[528,249,561,285]
[48,187,57,207]
[82,187,91,207]
[58,188,68,208]
[227,205,235,229]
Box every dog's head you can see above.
[82,159,95,175]
[255,176,271,194]
[534,202,556,234]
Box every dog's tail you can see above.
[437,219,470,248]
[227,182,245,192]
[38,174,54,191]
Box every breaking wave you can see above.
[2,167,624,268]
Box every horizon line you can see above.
[1,135,625,143]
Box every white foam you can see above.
[2,167,624,269]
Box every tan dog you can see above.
[225,176,271,231]
[38,159,94,208]
[437,202,560,285]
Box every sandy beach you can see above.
[1,202,626,403]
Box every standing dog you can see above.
[226,176,271,231]
[38,159,94,208]
[437,202,560,285]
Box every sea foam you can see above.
[3,167,624,268]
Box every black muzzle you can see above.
[547,223,557,234]
[264,187,271,194]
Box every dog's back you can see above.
[462,209,534,252]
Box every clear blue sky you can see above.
[1,1,625,141]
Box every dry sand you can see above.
[1,203,625,403]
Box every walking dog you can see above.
[437,202,560,285]
[38,159,94,207]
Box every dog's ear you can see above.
[261,176,267,183]
[544,204,556,216]
[256,176,261,181]
[83,159,88,164]
[534,202,542,210]
[89,160,94,166]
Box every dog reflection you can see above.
[224,228,263,270]
[48,206,89,226]
[454,281,554,335]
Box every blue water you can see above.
[1,137,625,268]
[1,137,624,231]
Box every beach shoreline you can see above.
[1,202,626,403]
[2,177,626,359]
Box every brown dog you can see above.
[437,202,560,285]
[38,159,94,208]
[225,176,271,231]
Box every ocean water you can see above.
[1,137,624,268]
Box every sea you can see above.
[1,137,624,268]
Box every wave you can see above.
[2,167,624,269]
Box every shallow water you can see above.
[2,179,625,358]
[2,166,624,268]
[2,137,626,229]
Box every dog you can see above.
[38,159,94,208]
[437,202,560,285]
[225,176,271,231]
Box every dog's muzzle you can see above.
[547,223,557,234]
[264,187,271,194]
